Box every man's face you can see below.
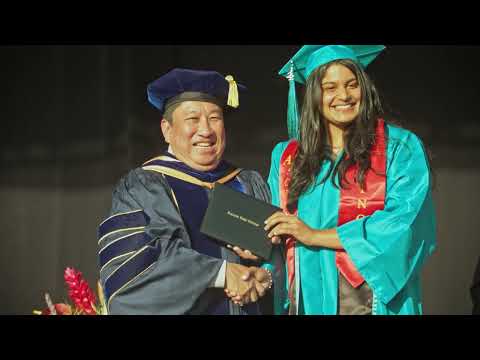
[161,101,226,172]
[320,63,362,126]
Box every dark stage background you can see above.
[1,45,479,315]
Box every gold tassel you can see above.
[225,75,239,108]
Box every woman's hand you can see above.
[264,212,316,246]
[264,212,344,250]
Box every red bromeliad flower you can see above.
[64,267,97,315]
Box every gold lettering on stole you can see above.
[284,155,292,167]
[357,198,368,209]
[356,186,368,219]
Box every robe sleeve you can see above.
[98,168,223,315]
[266,142,288,209]
[262,142,289,314]
[337,131,437,305]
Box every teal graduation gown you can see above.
[265,125,437,315]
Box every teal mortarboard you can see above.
[278,45,386,139]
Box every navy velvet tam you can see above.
[147,68,247,116]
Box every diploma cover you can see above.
[200,183,280,260]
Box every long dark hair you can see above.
[288,59,385,209]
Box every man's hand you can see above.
[224,265,272,306]
[226,245,261,261]
[224,263,258,306]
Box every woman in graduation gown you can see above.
[231,45,437,315]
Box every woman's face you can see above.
[320,63,362,126]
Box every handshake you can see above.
[223,262,272,307]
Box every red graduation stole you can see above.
[279,142,298,297]
[279,119,387,290]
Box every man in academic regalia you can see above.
[97,68,277,315]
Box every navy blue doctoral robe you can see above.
[98,154,273,315]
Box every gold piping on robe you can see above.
[142,165,242,190]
